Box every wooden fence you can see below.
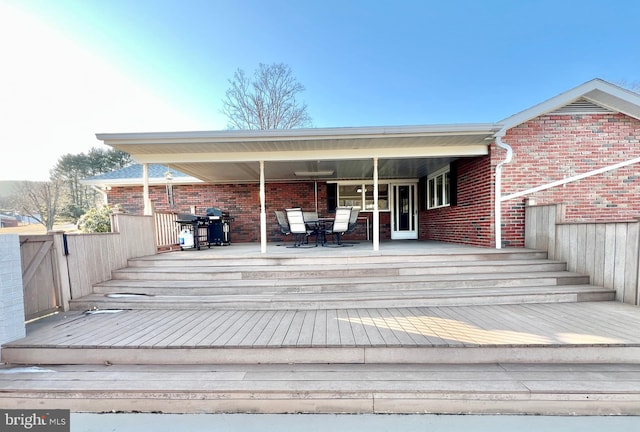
[526,204,640,305]
[18,214,157,319]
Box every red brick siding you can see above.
[107,182,384,243]
[420,155,495,247]
[496,113,640,246]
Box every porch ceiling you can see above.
[97,124,500,183]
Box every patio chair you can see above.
[323,206,353,247]
[346,208,360,234]
[285,208,316,247]
[274,210,291,236]
[340,207,361,244]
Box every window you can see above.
[337,183,389,211]
[427,166,450,209]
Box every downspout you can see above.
[494,128,512,249]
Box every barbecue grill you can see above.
[175,207,233,250]
[205,207,233,246]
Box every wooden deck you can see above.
[2,241,640,415]
[4,301,640,365]
[2,301,640,414]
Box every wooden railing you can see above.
[154,211,179,249]
[526,204,640,305]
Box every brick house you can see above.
[85,79,640,251]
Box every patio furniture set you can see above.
[275,206,360,247]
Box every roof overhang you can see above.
[96,124,500,183]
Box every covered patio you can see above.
[96,124,501,253]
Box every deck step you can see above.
[126,250,550,267]
[99,271,589,291]
[2,363,639,415]
[77,248,606,310]
[111,260,568,280]
[71,284,614,310]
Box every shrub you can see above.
[77,205,112,233]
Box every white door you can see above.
[391,184,418,240]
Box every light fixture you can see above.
[293,170,334,177]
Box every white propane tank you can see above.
[179,229,194,249]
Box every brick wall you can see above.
[420,155,495,247]
[497,112,640,246]
[107,182,382,243]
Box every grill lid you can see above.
[176,213,198,222]
[206,207,226,217]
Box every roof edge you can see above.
[96,123,502,143]
[500,78,640,129]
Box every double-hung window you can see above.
[427,166,450,209]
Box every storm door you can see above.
[391,184,418,240]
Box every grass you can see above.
[0,223,79,235]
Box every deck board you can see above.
[311,309,327,347]
[176,310,232,346]
[296,310,317,347]
[267,310,297,347]
[355,308,386,346]
[6,303,640,351]
[224,310,269,347]
[336,309,356,347]
[252,310,286,348]
[325,309,341,346]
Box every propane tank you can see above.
[179,228,194,249]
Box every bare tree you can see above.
[617,79,640,93]
[222,63,312,130]
[14,179,62,231]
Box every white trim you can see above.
[142,163,151,216]
[426,166,451,210]
[97,123,500,143]
[260,161,266,254]
[500,78,640,130]
[81,177,203,187]
[373,157,379,252]
[124,145,490,164]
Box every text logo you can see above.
[1,410,70,431]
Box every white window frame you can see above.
[332,180,391,212]
[427,165,450,209]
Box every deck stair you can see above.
[4,246,638,416]
[70,249,615,311]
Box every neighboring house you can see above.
[86,79,640,250]
[83,163,202,206]
[0,213,18,228]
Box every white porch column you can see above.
[260,160,267,254]
[142,163,152,215]
[373,157,380,251]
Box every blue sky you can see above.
[1,0,639,181]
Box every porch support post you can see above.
[142,163,152,216]
[373,156,380,251]
[260,160,267,254]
